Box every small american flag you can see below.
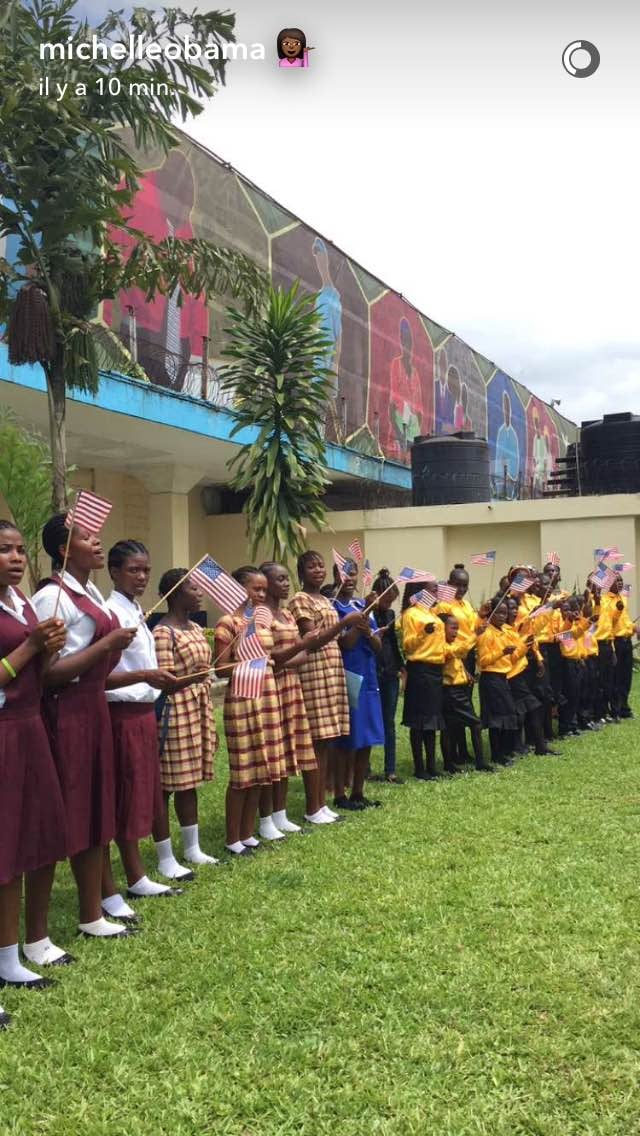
[231,657,268,699]
[594,546,620,560]
[347,539,363,563]
[333,548,356,582]
[361,559,373,591]
[622,584,632,597]
[437,583,457,603]
[236,619,267,663]
[396,567,436,584]
[253,605,273,629]
[509,573,535,595]
[471,551,496,566]
[65,490,112,535]
[191,556,248,613]
[589,565,616,590]
[530,603,553,619]
[556,630,574,643]
[546,551,561,568]
[612,562,634,572]
[410,589,436,611]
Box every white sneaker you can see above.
[304,809,335,825]
[273,816,301,834]
[259,816,286,841]
[322,805,339,820]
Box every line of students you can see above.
[0,517,636,1030]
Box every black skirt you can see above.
[442,683,481,728]
[402,661,444,731]
[525,654,556,706]
[541,642,565,704]
[480,672,518,730]
[508,672,540,717]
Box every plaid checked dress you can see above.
[214,614,287,789]
[153,622,216,791]
[288,591,349,742]
[271,610,317,775]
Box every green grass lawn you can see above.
[3,689,640,1135]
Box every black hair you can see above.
[297,549,323,582]
[332,560,357,587]
[277,27,306,59]
[158,568,187,602]
[42,513,70,570]
[372,568,397,596]
[108,540,149,572]
[449,563,468,585]
[453,563,466,571]
[232,565,262,587]
[259,561,281,578]
[439,611,456,624]
[401,581,426,611]
[320,583,337,599]
[0,519,19,532]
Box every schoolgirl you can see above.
[33,514,137,939]
[152,569,218,876]
[505,597,557,756]
[214,567,288,854]
[0,521,69,1025]
[437,563,480,760]
[557,597,590,738]
[610,574,635,720]
[332,564,385,809]
[258,562,320,836]
[400,580,446,780]
[591,581,621,723]
[101,541,182,916]
[476,597,519,767]
[289,551,365,824]
[370,569,405,784]
[440,613,492,772]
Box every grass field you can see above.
[2,690,640,1135]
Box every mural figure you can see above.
[532,413,549,496]
[104,150,208,392]
[434,357,455,434]
[311,236,342,436]
[494,391,520,499]
[388,318,426,458]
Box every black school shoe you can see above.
[350,794,382,808]
[0,976,55,991]
[334,795,365,811]
[126,887,183,899]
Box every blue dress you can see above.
[332,598,385,750]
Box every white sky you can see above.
[74,0,640,426]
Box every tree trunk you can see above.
[45,358,68,512]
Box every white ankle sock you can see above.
[225,841,247,854]
[22,937,68,966]
[322,805,339,819]
[78,917,126,937]
[272,809,301,833]
[304,808,335,825]
[259,815,286,840]
[180,824,219,864]
[242,836,260,847]
[155,838,193,879]
[0,943,43,984]
[101,893,136,919]
[127,875,172,897]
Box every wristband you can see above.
[1,657,17,680]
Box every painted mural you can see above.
[101,132,577,497]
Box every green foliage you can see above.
[220,284,335,562]
[0,0,268,506]
[0,408,55,587]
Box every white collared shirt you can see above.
[0,585,35,626]
[31,570,111,658]
[105,590,159,703]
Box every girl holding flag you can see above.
[33,509,139,939]
[151,568,218,877]
[476,595,519,766]
[611,573,635,720]
[400,579,446,780]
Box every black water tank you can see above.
[579,412,640,495]
[411,432,491,506]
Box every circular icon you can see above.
[562,40,600,78]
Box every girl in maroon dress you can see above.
[0,521,69,1028]
[33,515,138,940]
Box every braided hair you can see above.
[42,513,70,571]
[108,540,149,572]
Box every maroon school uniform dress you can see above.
[41,578,119,857]
[0,590,66,885]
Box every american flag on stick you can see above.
[191,556,248,614]
[594,546,620,561]
[509,573,535,595]
[437,583,457,603]
[546,551,561,568]
[612,562,634,572]
[589,564,616,590]
[361,559,373,591]
[231,657,268,699]
[396,567,437,584]
[253,605,273,629]
[555,630,574,643]
[236,619,267,663]
[471,551,496,566]
[65,490,112,534]
[333,548,356,582]
[410,589,436,611]
[347,539,363,563]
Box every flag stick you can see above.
[52,492,79,621]
[143,554,206,620]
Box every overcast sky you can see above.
[75,0,640,426]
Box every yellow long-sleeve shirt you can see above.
[477,624,516,674]
[443,638,473,685]
[433,597,478,657]
[557,617,588,659]
[613,595,635,638]
[594,593,621,642]
[503,623,535,678]
[401,606,446,664]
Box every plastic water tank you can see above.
[410,432,491,506]
[579,412,640,495]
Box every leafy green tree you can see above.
[0,0,266,509]
[220,284,334,563]
[0,408,56,589]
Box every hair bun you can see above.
[453,563,465,570]
[379,567,389,574]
